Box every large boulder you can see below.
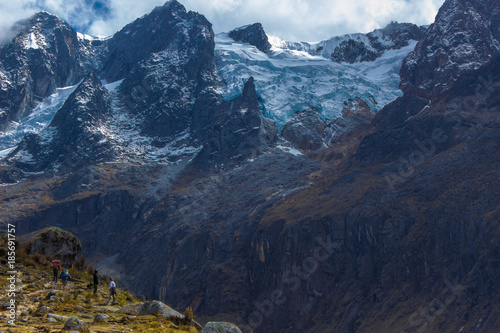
[93,313,109,324]
[118,300,182,319]
[34,305,50,316]
[200,322,243,333]
[18,227,82,266]
[62,317,89,332]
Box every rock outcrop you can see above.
[282,107,326,152]
[18,227,82,266]
[194,77,277,169]
[325,98,373,142]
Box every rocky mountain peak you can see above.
[0,11,90,127]
[101,0,214,82]
[8,11,80,55]
[12,11,67,34]
[378,21,426,48]
[161,0,184,10]
[239,76,259,107]
[400,0,500,99]
[228,23,272,53]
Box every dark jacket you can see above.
[93,272,99,285]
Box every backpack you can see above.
[51,260,60,269]
[60,268,69,279]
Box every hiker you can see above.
[51,260,61,283]
[60,268,71,291]
[107,278,117,305]
[93,270,99,294]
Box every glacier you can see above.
[216,32,417,128]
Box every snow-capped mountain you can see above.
[0,6,425,166]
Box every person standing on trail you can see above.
[93,270,99,294]
[51,260,61,283]
[107,278,117,304]
[60,268,71,291]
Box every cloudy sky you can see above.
[0,0,445,42]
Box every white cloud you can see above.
[182,0,446,41]
[0,0,446,44]
[0,1,36,43]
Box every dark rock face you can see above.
[0,12,91,127]
[282,107,325,152]
[194,77,277,168]
[0,167,24,183]
[280,100,374,151]
[18,227,82,266]
[228,23,272,53]
[376,22,424,49]
[331,22,424,63]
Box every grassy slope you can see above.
[0,238,198,333]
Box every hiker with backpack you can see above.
[93,270,99,294]
[106,278,117,305]
[60,268,71,291]
[51,260,61,283]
